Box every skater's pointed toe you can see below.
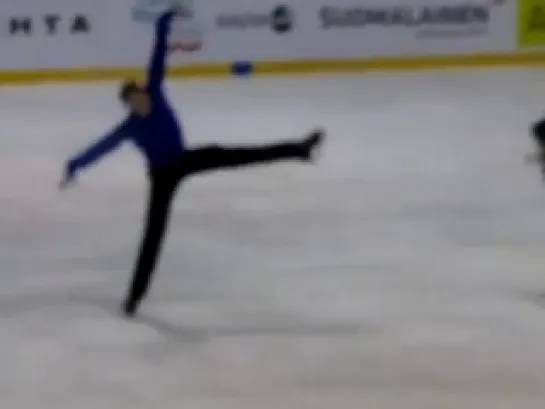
[301,128,325,161]
[309,128,325,145]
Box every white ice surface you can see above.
[2,70,545,408]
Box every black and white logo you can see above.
[6,14,90,36]
[217,4,294,34]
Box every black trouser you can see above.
[125,141,304,307]
[533,118,545,146]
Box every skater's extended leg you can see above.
[124,176,177,316]
[179,128,324,177]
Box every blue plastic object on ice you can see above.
[232,61,253,76]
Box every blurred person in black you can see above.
[529,117,545,178]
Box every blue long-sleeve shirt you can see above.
[69,11,184,172]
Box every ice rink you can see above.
[3,69,545,408]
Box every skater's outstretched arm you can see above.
[147,11,175,93]
[63,121,130,185]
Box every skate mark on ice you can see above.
[135,314,207,343]
[526,290,545,309]
[0,293,369,344]
[517,289,545,312]
[136,313,368,343]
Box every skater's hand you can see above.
[60,160,78,190]
[171,0,185,14]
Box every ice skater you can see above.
[61,9,325,317]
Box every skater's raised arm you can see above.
[64,121,130,182]
[147,11,175,92]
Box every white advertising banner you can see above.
[304,0,516,57]
[0,0,519,70]
[197,0,516,61]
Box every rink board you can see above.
[0,0,544,83]
[1,52,545,84]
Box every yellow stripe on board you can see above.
[0,64,230,85]
[1,52,545,85]
[255,51,545,74]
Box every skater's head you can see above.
[119,80,151,116]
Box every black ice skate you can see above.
[300,128,325,161]
[122,297,140,318]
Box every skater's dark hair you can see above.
[119,80,144,103]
